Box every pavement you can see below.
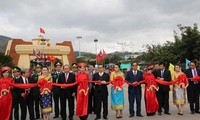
[14,84,200,120]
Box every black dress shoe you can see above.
[195,111,200,114]
[94,117,101,120]
[69,117,74,120]
[137,114,143,117]
[129,115,134,117]
[35,117,40,119]
[103,116,108,120]
[53,116,59,118]
[191,111,195,114]
[164,112,171,115]
[88,111,93,114]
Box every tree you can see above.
[0,52,14,67]
[176,23,200,62]
[136,23,200,66]
[109,54,123,63]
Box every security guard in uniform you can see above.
[71,63,78,75]
[32,63,42,119]
[51,61,63,118]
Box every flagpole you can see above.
[41,36,45,66]
[77,36,82,57]
[94,39,98,67]
[39,27,47,66]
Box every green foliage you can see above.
[136,23,200,66]
[109,54,123,64]
[0,52,14,67]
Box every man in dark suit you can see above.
[125,62,143,117]
[88,64,96,114]
[155,62,171,115]
[12,67,21,120]
[152,62,159,77]
[58,64,76,120]
[185,61,200,114]
[51,61,62,118]
[13,68,28,120]
[32,63,42,119]
[93,64,110,120]
[21,69,35,120]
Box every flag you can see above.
[32,49,36,55]
[96,50,103,64]
[37,50,41,56]
[37,50,41,58]
[169,63,174,79]
[186,58,190,69]
[102,49,108,59]
[137,65,140,70]
[40,28,45,34]
[168,63,174,74]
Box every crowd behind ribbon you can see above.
[0,60,200,120]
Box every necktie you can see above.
[57,72,60,83]
[134,71,137,77]
[65,73,68,83]
[25,78,29,93]
[193,69,198,84]
[194,69,198,76]
[25,78,28,84]
[161,70,164,78]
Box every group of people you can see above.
[0,60,200,120]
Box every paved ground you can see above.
[15,84,200,120]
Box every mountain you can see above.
[0,35,11,52]
[75,51,142,59]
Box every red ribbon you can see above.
[190,76,200,81]
[53,82,78,88]
[10,83,38,89]
[8,74,191,90]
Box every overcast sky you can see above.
[0,0,200,53]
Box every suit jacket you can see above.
[89,70,96,92]
[26,77,34,98]
[32,73,41,95]
[58,72,76,95]
[155,69,171,91]
[185,68,200,89]
[13,76,26,97]
[92,72,110,96]
[125,70,143,94]
[51,71,62,94]
[152,70,158,77]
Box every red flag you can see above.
[40,28,45,34]
[102,49,108,59]
[96,54,101,64]
[37,50,41,58]
[96,50,103,64]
